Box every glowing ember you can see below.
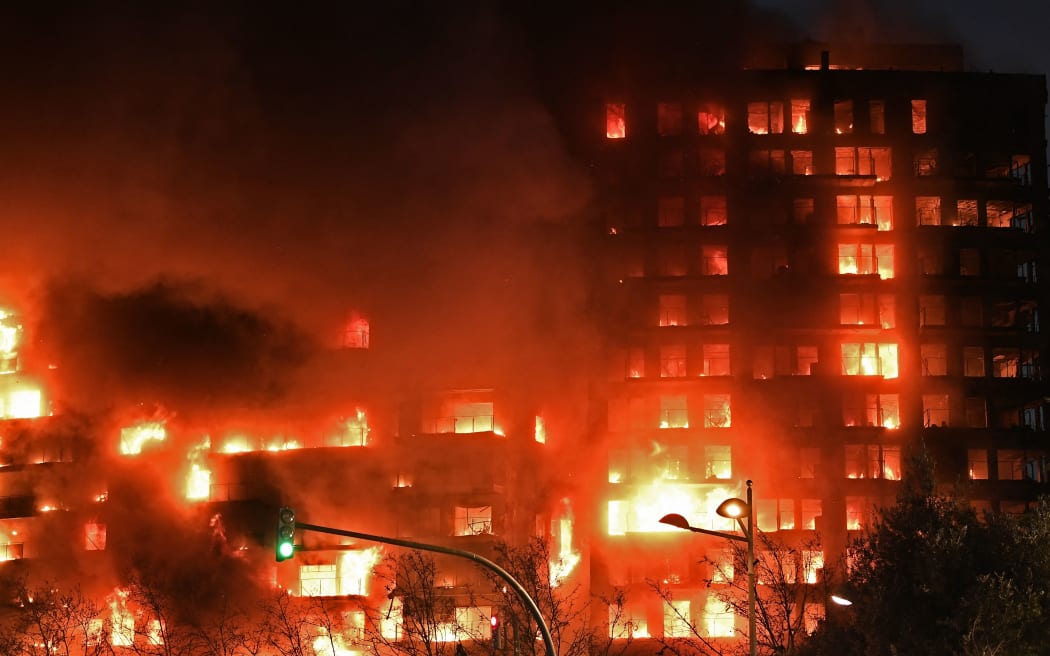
[120,421,166,455]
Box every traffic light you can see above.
[490,614,501,650]
[276,507,296,562]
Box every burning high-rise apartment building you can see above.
[587,42,1048,644]
[0,40,1046,654]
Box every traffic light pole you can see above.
[295,521,556,656]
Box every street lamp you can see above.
[659,479,756,656]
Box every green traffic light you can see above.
[278,540,295,559]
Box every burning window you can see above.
[916,196,942,226]
[956,199,978,226]
[300,564,338,596]
[454,506,492,535]
[659,395,688,429]
[748,100,784,134]
[606,103,626,139]
[657,102,683,136]
[698,148,726,176]
[749,149,786,175]
[658,294,687,326]
[701,246,728,275]
[964,347,985,377]
[703,394,731,428]
[657,196,685,227]
[833,100,853,134]
[708,549,733,583]
[753,346,773,380]
[923,394,951,427]
[779,345,818,375]
[702,344,730,376]
[802,551,824,584]
[697,103,726,135]
[660,346,687,378]
[919,295,946,326]
[340,549,381,595]
[756,498,795,531]
[85,522,107,550]
[997,450,1026,481]
[837,243,894,278]
[626,347,645,378]
[914,148,938,176]
[703,597,734,638]
[1011,154,1032,185]
[700,196,727,226]
[701,294,729,325]
[921,344,947,376]
[839,293,895,327]
[965,397,988,428]
[968,449,989,480]
[664,600,692,638]
[342,314,370,349]
[791,150,813,175]
[845,445,900,479]
[959,248,981,276]
[0,310,21,374]
[841,343,898,378]
[846,497,875,530]
[705,445,731,479]
[991,348,1020,378]
[836,195,893,230]
[911,99,927,134]
[986,200,1033,230]
[835,147,892,179]
[801,499,822,530]
[790,99,810,133]
[869,100,885,134]
[0,540,23,561]
[793,198,814,223]
[842,393,900,429]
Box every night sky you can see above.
[1,1,1047,414]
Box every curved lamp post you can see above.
[659,479,756,656]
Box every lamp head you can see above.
[830,595,854,607]
[658,513,691,530]
[716,498,749,519]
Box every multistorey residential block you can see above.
[589,45,1049,642]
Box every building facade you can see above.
[588,45,1049,642]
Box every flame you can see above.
[108,588,134,647]
[550,512,581,586]
[534,416,547,444]
[609,479,738,535]
[793,112,808,134]
[120,421,166,455]
[0,310,19,358]
[313,628,360,656]
[185,438,212,501]
[339,547,382,595]
[3,385,43,419]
